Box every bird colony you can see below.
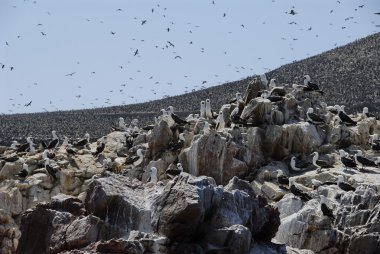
[1,75,380,253]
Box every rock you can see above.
[0,162,22,181]
[240,97,272,126]
[244,127,266,170]
[243,77,267,104]
[0,184,23,216]
[205,224,252,254]
[261,181,286,201]
[83,238,144,254]
[104,131,127,153]
[148,120,173,158]
[179,131,248,185]
[0,209,21,254]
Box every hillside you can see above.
[0,32,379,145]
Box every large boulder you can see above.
[148,120,173,158]
[178,131,248,185]
[240,97,272,126]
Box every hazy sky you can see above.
[1,0,379,114]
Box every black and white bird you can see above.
[229,92,243,104]
[0,154,19,162]
[354,150,378,169]
[362,107,376,119]
[92,137,106,157]
[167,106,188,125]
[369,134,380,151]
[205,99,213,119]
[42,150,55,159]
[17,137,34,153]
[65,145,77,155]
[290,156,308,172]
[276,170,289,185]
[47,130,59,149]
[306,108,325,125]
[339,149,357,171]
[261,90,284,103]
[73,133,90,148]
[200,101,206,118]
[320,195,335,220]
[168,133,185,151]
[166,163,184,178]
[303,75,323,94]
[16,163,29,180]
[337,105,356,126]
[289,178,312,201]
[44,158,57,180]
[337,175,356,192]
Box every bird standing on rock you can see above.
[92,137,106,157]
[320,195,335,220]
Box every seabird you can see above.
[261,90,283,103]
[44,158,57,180]
[73,133,90,148]
[362,107,376,118]
[16,163,29,180]
[268,79,278,90]
[290,157,304,171]
[166,163,183,178]
[230,101,244,125]
[354,151,378,169]
[289,178,312,201]
[10,141,19,150]
[17,137,34,153]
[306,108,325,125]
[66,145,77,155]
[43,150,55,159]
[133,149,144,167]
[216,111,225,131]
[229,92,242,104]
[312,152,322,172]
[337,175,355,192]
[337,105,356,126]
[320,195,335,220]
[339,149,357,171]
[303,75,323,94]
[167,106,188,125]
[47,130,59,149]
[276,171,289,185]
[200,101,206,118]
[147,167,158,183]
[92,137,106,157]
[205,99,213,119]
[0,154,19,163]
[202,121,210,135]
[370,134,380,151]
[168,133,185,151]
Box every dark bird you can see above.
[167,41,174,47]
[168,133,185,151]
[10,66,14,71]
[375,12,380,15]
[339,150,357,171]
[134,49,139,56]
[354,151,378,169]
[174,55,182,59]
[289,9,297,15]
[223,13,226,17]
[167,106,188,125]
[66,145,77,155]
[289,179,312,201]
[337,106,356,126]
[41,32,46,36]
[320,196,335,220]
[44,158,57,180]
[92,137,106,157]
[24,101,32,107]
[362,107,376,118]
[0,155,19,162]
[303,75,323,93]
[141,20,147,25]
[337,175,355,192]
[65,72,76,77]
[167,27,170,32]
[73,133,90,148]
[16,163,29,179]
[43,150,55,159]
[306,108,325,125]
[277,171,289,185]
[47,130,59,149]
[370,134,380,151]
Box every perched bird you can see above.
[320,195,335,220]
[337,175,355,192]
[42,150,55,159]
[205,99,213,119]
[44,158,57,180]
[133,149,144,167]
[16,163,29,180]
[166,163,183,178]
[167,106,188,125]
[290,157,305,171]
[0,154,19,162]
[303,75,323,94]
[215,111,225,131]
[362,107,376,118]
[168,133,185,151]
[73,133,90,148]
[311,152,322,172]
[339,149,357,171]
[289,178,312,201]
[369,134,380,151]
[65,145,77,155]
[92,137,106,157]
[354,150,378,169]
[276,171,289,185]
[200,101,206,118]
[337,105,356,126]
[306,108,325,125]
[47,130,59,149]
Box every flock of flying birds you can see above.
[1,1,380,113]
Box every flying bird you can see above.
[24,101,32,107]
[65,72,76,76]
[141,20,147,25]
[134,49,139,56]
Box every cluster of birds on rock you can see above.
[1,73,380,222]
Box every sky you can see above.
[1,0,379,114]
